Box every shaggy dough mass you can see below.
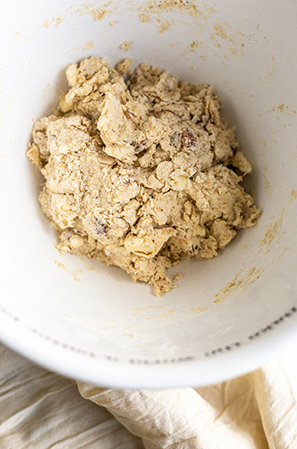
[27,57,261,295]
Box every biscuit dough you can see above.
[27,57,261,295]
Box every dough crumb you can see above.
[231,151,252,174]
[173,273,182,282]
[158,20,171,33]
[110,20,118,27]
[120,40,132,51]
[27,57,261,296]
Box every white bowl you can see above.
[1,0,297,389]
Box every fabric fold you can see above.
[78,349,297,449]
[77,385,221,449]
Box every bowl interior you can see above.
[0,0,297,387]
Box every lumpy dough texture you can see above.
[27,57,261,295]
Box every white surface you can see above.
[0,0,297,388]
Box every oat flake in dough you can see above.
[27,57,261,296]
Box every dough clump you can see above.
[27,57,261,295]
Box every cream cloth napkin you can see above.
[77,344,297,449]
[0,343,143,448]
[0,341,297,448]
